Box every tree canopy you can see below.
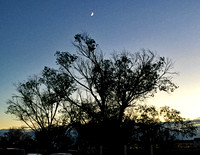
[6,67,75,131]
[126,105,197,143]
[55,33,178,126]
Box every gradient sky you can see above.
[1,0,200,129]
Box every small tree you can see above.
[7,67,75,130]
[6,67,76,152]
[125,105,197,154]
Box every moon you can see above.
[91,12,94,17]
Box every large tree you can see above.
[55,33,178,127]
[52,33,179,152]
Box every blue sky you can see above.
[1,0,200,128]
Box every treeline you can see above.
[3,33,197,155]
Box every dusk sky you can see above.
[1,0,200,129]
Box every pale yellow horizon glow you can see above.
[0,117,24,129]
[1,74,200,129]
[148,83,200,120]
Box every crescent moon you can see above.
[91,12,94,16]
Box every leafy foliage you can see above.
[6,67,75,131]
[125,105,197,146]
[55,33,178,126]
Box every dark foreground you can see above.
[1,147,200,155]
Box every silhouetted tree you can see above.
[55,33,178,147]
[125,105,197,154]
[6,67,76,153]
[6,67,75,131]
